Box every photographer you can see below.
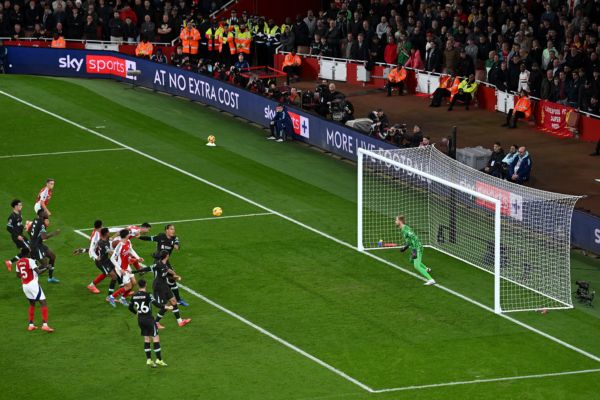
[267,103,293,142]
[266,83,282,101]
[387,124,410,147]
[283,88,301,107]
[368,109,389,139]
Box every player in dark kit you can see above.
[5,199,30,272]
[139,224,189,306]
[94,228,120,303]
[28,210,60,283]
[128,279,171,367]
[134,250,191,328]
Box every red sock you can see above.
[28,305,35,322]
[93,273,106,285]
[123,290,132,297]
[112,287,125,298]
[41,305,48,323]
[131,261,141,270]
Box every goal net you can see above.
[357,146,581,313]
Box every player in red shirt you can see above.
[15,248,53,332]
[34,179,55,217]
[107,229,144,307]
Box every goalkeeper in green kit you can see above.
[395,215,436,286]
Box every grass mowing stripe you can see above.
[371,368,600,393]
[75,212,275,231]
[0,147,126,159]
[3,88,599,369]
[73,228,375,393]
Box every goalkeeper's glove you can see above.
[399,245,409,252]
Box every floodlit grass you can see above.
[1,75,600,399]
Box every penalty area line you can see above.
[5,89,599,379]
[0,147,126,159]
[371,368,600,393]
[75,212,275,232]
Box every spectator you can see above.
[293,14,310,49]
[565,71,583,108]
[448,74,478,111]
[396,33,411,66]
[31,23,45,39]
[157,14,174,43]
[540,69,555,100]
[108,11,124,43]
[280,25,295,53]
[309,33,322,56]
[485,52,498,80]
[341,32,356,60]
[352,32,369,61]
[303,10,316,38]
[404,47,423,70]
[408,125,424,147]
[123,16,137,44]
[483,142,505,178]
[375,16,388,39]
[383,36,397,65]
[528,63,543,98]
[455,48,475,77]
[517,63,530,93]
[424,40,442,72]
[324,19,340,57]
[66,7,83,39]
[82,14,98,40]
[151,48,167,64]
[442,40,458,74]
[369,35,383,63]
[503,90,532,129]
[419,136,431,147]
[582,96,599,116]
[508,146,532,184]
[386,65,406,96]
[140,14,155,42]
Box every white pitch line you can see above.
[0,147,126,159]
[4,90,599,389]
[371,368,600,393]
[75,212,274,232]
[73,228,373,393]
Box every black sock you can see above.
[173,305,181,320]
[171,286,181,302]
[108,280,116,295]
[11,255,19,262]
[144,342,151,360]
[48,266,54,279]
[156,308,165,323]
[153,341,161,360]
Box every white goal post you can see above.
[357,146,582,314]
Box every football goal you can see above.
[357,146,582,314]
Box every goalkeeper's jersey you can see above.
[401,225,423,251]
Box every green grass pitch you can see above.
[1,75,600,399]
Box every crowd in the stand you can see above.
[2,0,599,115]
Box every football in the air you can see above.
[212,207,223,217]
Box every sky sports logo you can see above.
[58,55,137,80]
[288,111,309,139]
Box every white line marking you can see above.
[73,228,373,393]
[4,90,598,389]
[0,147,126,159]
[371,368,600,393]
[75,212,275,232]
